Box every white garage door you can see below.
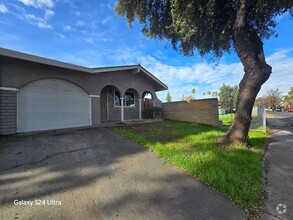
[18,79,90,132]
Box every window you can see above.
[114,90,121,106]
[125,91,135,107]
[114,90,135,107]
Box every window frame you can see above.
[124,91,135,108]
[113,90,136,108]
[114,90,121,107]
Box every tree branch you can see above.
[234,0,247,29]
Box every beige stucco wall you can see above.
[162,99,219,126]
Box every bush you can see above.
[142,107,162,119]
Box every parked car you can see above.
[284,108,293,112]
[219,109,229,115]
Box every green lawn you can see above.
[219,113,235,126]
[220,113,265,131]
[111,121,268,209]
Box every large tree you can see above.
[115,0,293,145]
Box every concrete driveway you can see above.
[0,128,244,220]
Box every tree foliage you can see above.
[219,83,238,108]
[115,0,292,58]
[284,86,293,107]
[265,88,282,111]
[191,88,196,95]
[254,97,265,106]
[212,91,218,98]
[115,0,293,145]
[181,95,195,101]
[166,91,172,102]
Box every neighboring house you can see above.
[0,48,167,134]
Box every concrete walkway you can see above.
[0,128,244,220]
[261,112,293,220]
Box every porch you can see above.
[100,85,159,123]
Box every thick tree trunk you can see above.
[219,0,272,146]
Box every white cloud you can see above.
[56,33,65,39]
[260,49,293,96]
[76,20,85,26]
[8,3,26,12]
[64,25,73,31]
[0,3,8,13]
[44,9,54,20]
[84,37,93,44]
[101,16,112,25]
[22,14,52,29]
[18,0,54,9]
[106,47,293,101]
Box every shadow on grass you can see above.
[111,120,268,209]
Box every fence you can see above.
[250,105,266,132]
[161,98,219,126]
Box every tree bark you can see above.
[219,0,272,146]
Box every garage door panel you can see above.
[18,79,90,132]
[19,104,58,114]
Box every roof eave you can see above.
[0,47,93,73]
[0,48,168,91]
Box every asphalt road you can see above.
[266,112,293,129]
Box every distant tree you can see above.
[166,91,172,102]
[265,89,282,111]
[219,84,238,108]
[203,92,206,97]
[212,91,218,98]
[115,0,293,145]
[284,86,293,108]
[181,95,195,102]
[207,91,212,97]
[254,97,266,106]
[191,88,196,95]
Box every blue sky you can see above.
[1,0,293,101]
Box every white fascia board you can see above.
[139,66,168,90]
[0,87,19,91]
[92,65,140,73]
[89,95,100,98]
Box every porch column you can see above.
[138,99,142,119]
[120,97,124,122]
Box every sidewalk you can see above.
[261,114,293,220]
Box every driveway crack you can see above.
[0,146,98,172]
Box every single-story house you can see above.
[0,48,168,135]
